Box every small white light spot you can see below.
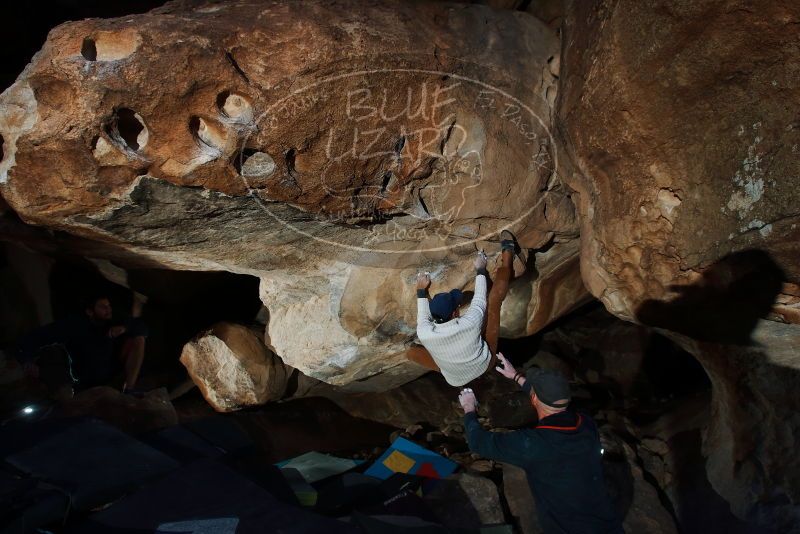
[22,406,34,415]
[600,448,605,455]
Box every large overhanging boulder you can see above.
[0,0,585,388]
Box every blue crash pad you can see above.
[364,438,456,481]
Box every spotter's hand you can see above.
[495,352,517,380]
[459,387,478,413]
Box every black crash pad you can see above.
[182,416,253,455]
[3,417,178,511]
[0,470,69,534]
[77,459,358,533]
[141,424,225,463]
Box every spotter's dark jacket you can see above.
[464,405,623,534]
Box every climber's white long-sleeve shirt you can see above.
[416,274,491,386]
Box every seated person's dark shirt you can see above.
[464,409,623,534]
[15,315,148,390]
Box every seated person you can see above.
[14,293,148,398]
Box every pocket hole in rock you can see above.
[380,171,393,194]
[106,108,148,152]
[189,115,227,153]
[285,148,297,177]
[394,135,406,155]
[215,91,230,112]
[232,148,258,174]
[189,116,209,147]
[81,38,97,61]
[233,148,276,179]
[90,29,141,61]
[216,91,253,122]
[0,133,5,163]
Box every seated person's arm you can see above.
[122,316,149,338]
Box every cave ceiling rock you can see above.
[0,0,584,389]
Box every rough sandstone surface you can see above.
[557,0,800,320]
[180,322,290,412]
[0,0,583,387]
[663,322,800,530]
[557,1,800,530]
[2,1,799,527]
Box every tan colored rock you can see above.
[180,322,289,412]
[501,238,591,337]
[773,283,800,325]
[0,0,584,388]
[556,7,800,526]
[558,0,800,321]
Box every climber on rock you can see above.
[458,355,623,534]
[14,292,149,400]
[408,230,526,386]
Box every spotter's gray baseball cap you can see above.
[525,367,571,408]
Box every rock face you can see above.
[556,3,800,530]
[2,2,799,531]
[601,436,679,534]
[663,321,800,530]
[557,0,800,321]
[423,472,505,529]
[0,0,583,387]
[502,464,541,534]
[180,322,290,412]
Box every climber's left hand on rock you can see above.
[474,250,488,271]
[416,272,431,290]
